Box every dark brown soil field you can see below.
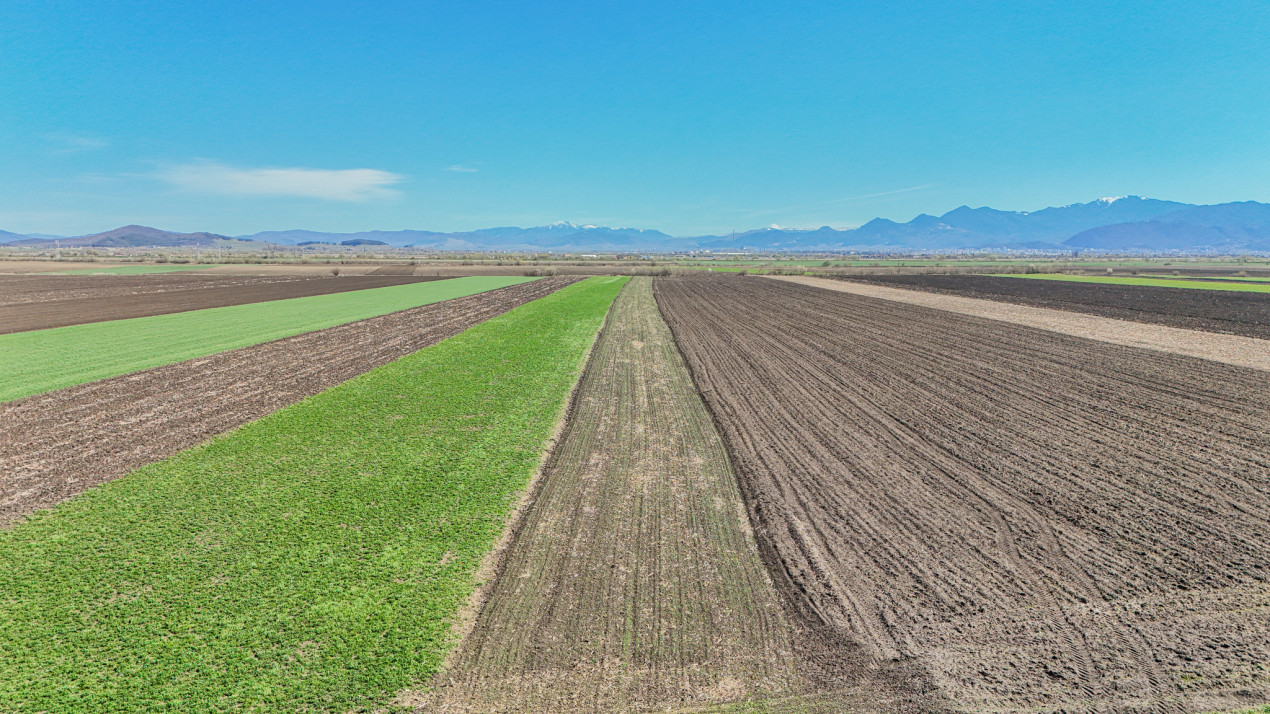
[415,278,937,714]
[655,275,1270,713]
[835,273,1270,339]
[0,273,443,333]
[0,277,578,526]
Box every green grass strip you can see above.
[1141,273,1270,283]
[0,275,531,403]
[989,273,1270,293]
[0,276,627,712]
[41,264,222,275]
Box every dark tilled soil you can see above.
[655,275,1270,713]
[417,278,938,714]
[835,274,1270,339]
[0,273,444,334]
[0,277,579,526]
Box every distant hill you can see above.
[693,197,1197,251]
[236,222,677,251]
[1064,202,1270,252]
[244,229,461,248]
[6,225,254,248]
[5,200,1269,253]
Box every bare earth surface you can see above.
[655,276,1270,713]
[414,279,800,712]
[0,273,442,333]
[771,275,1270,372]
[0,277,578,526]
[829,273,1270,340]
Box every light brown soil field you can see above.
[655,276,1270,713]
[770,275,1270,372]
[0,273,304,306]
[410,278,938,714]
[0,273,443,334]
[0,277,579,526]
[829,273,1270,340]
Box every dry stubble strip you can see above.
[420,278,828,713]
[654,275,1270,713]
[0,273,444,334]
[830,272,1270,341]
[0,277,580,526]
[770,275,1270,372]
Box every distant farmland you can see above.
[839,272,1270,339]
[0,275,531,401]
[993,272,1270,292]
[2,265,1267,713]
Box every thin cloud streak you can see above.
[44,132,109,155]
[445,165,479,173]
[157,161,404,201]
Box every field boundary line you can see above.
[768,274,1270,372]
[399,276,630,704]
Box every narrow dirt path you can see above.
[768,274,1270,371]
[656,276,1270,713]
[0,277,578,526]
[410,279,930,713]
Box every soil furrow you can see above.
[654,275,1270,713]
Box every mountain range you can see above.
[5,199,1270,253]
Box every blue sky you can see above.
[2,0,1267,236]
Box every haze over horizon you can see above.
[3,1,1268,237]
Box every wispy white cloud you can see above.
[45,132,109,154]
[157,161,404,201]
[446,165,479,173]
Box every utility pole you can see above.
[54,239,61,261]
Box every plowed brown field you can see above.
[412,279,938,713]
[655,275,1270,713]
[0,277,578,525]
[0,273,443,333]
[415,278,803,712]
[837,273,1270,339]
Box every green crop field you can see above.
[992,273,1270,293]
[41,264,221,275]
[0,276,626,712]
[0,275,531,403]
[1142,273,1270,283]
